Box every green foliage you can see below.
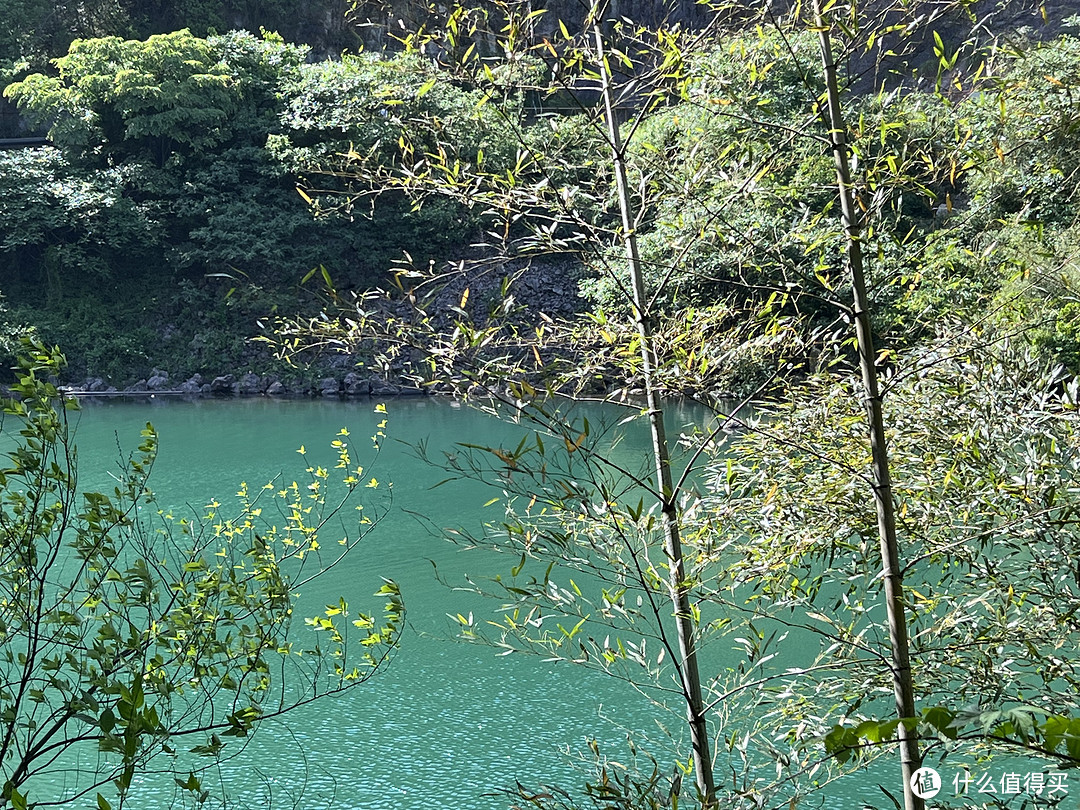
[0,297,35,372]
[276,53,464,153]
[963,33,1080,224]
[704,341,1080,786]
[573,27,988,394]
[269,50,521,247]
[0,0,129,67]
[864,228,992,340]
[5,29,309,163]
[0,339,400,806]
[1,30,502,382]
[1,30,321,289]
[825,704,1080,768]
[0,0,59,64]
[982,223,1080,372]
[122,0,353,49]
[581,28,833,315]
[1,30,502,380]
[0,0,356,76]
[5,271,321,383]
[1039,299,1080,368]
[0,147,158,287]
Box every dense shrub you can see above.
[268,51,526,250]
[962,33,1080,224]
[0,147,159,288]
[7,30,308,164]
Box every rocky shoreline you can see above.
[60,369,432,399]
[54,254,594,401]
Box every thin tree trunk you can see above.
[812,7,924,810]
[593,26,717,809]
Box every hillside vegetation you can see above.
[2,14,1080,390]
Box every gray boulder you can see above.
[238,372,262,395]
[344,371,368,396]
[369,377,399,396]
[209,375,236,394]
[266,381,286,396]
[318,377,340,396]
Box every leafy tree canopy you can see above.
[5,29,308,164]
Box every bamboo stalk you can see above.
[593,24,717,808]
[812,7,924,810]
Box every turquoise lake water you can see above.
[49,397,700,809]
[16,395,1004,809]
